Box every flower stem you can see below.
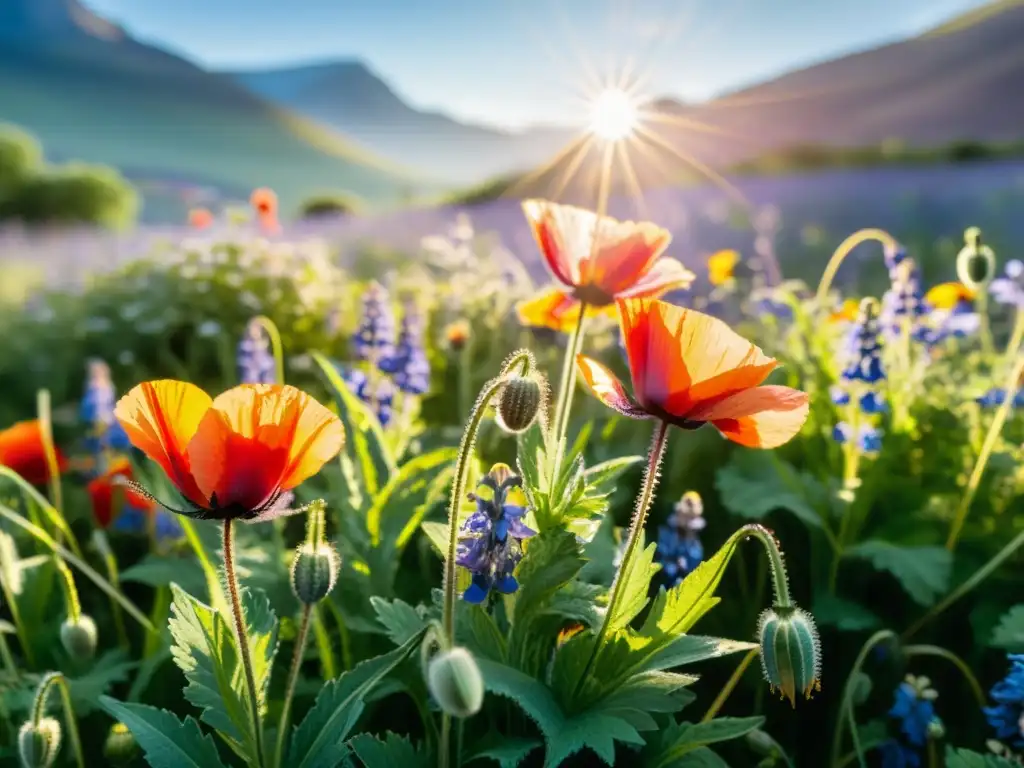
[700,648,759,722]
[814,229,899,310]
[223,519,266,768]
[946,352,1024,551]
[36,389,65,533]
[92,530,129,650]
[32,672,85,768]
[977,290,995,357]
[829,630,896,768]
[550,306,589,470]
[573,419,670,701]
[0,565,34,668]
[252,315,286,385]
[1004,302,1024,364]
[274,604,311,768]
[903,644,986,709]
[54,556,81,622]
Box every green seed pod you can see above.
[496,374,544,434]
[290,542,340,605]
[956,227,996,290]
[18,717,61,768]
[757,606,821,707]
[103,722,138,765]
[427,646,484,718]
[59,614,97,661]
[745,729,777,756]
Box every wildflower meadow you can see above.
[2,188,1024,768]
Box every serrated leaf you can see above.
[608,538,659,632]
[459,602,508,663]
[945,747,1019,767]
[465,735,541,768]
[241,587,279,711]
[347,732,430,768]
[990,605,1024,650]
[370,597,427,647]
[584,456,643,493]
[812,594,882,632]
[845,541,952,606]
[647,717,765,767]
[716,450,823,529]
[312,351,396,496]
[288,629,425,768]
[98,697,228,768]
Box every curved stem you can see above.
[252,316,286,385]
[54,556,81,622]
[0,503,155,634]
[1004,303,1024,364]
[550,307,589,468]
[0,465,81,559]
[0,563,34,668]
[93,530,129,649]
[573,420,670,700]
[223,519,266,768]
[976,290,994,357]
[274,604,311,768]
[32,672,85,768]
[814,229,899,310]
[903,644,986,709]
[701,648,759,722]
[829,630,896,768]
[36,390,65,531]
[946,352,1024,551]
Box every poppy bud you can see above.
[956,227,996,290]
[290,542,340,606]
[745,729,777,756]
[59,614,97,661]
[757,606,821,707]
[496,374,544,434]
[18,717,61,768]
[103,722,138,765]
[427,646,484,718]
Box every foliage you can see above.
[298,192,362,220]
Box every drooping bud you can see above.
[59,614,97,661]
[956,226,996,290]
[496,374,544,433]
[745,729,777,756]
[757,605,822,707]
[427,647,484,718]
[18,718,61,768]
[103,722,138,765]
[290,541,340,605]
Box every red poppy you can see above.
[114,381,344,521]
[518,200,694,324]
[0,420,67,486]
[188,208,214,230]
[577,298,809,448]
[88,459,156,528]
[250,188,278,218]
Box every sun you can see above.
[589,88,638,141]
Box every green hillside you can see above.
[0,43,426,213]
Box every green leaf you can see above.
[98,697,228,768]
[288,629,425,768]
[715,450,823,529]
[670,747,730,767]
[420,521,449,557]
[312,351,396,496]
[607,538,659,633]
[990,604,1024,650]
[241,587,279,711]
[478,658,645,768]
[584,456,643,493]
[347,732,430,768]
[167,584,252,757]
[812,594,882,632]
[465,735,541,768]
[121,555,205,596]
[845,541,952,606]
[647,717,765,767]
[945,747,1019,767]
[367,447,457,548]
[370,596,428,647]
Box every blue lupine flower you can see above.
[752,296,794,322]
[890,677,937,747]
[882,260,928,340]
[878,739,920,768]
[353,282,396,361]
[455,464,536,603]
[859,391,887,414]
[860,426,883,453]
[984,654,1024,747]
[991,260,1024,308]
[81,360,132,462]
[379,302,431,395]
[977,389,1024,409]
[833,422,853,444]
[237,318,276,384]
[655,491,706,586]
[343,368,397,427]
[841,304,886,384]
[884,243,908,276]
[830,386,851,406]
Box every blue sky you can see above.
[86,0,992,129]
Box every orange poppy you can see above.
[707,250,739,286]
[521,199,694,309]
[576,298,809,448]
[114,381,344,521]
[88,459,156,528]
[250,187,278,218]
[516,287,618,332]
[925,282,975,310]
[188,208,214,230]
[0,420,67,486]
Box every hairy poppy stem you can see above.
[31,672,85,768]
[223,519,266,768]
[274,603,311,768]
[573,419,669,701]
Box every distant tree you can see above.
[0,125,43,202]
[946,140,993,163]
[299,192,362,220]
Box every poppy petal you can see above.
[522,199,584,288]
[618,297,692,412]
[587,220,672,298]
[516,288,582,332]
[576,355,650,419]
[279,391,345,490]
[115,381,211,505]
[617,258,696,298]
[708,387,810,449]
[0,420,65,486]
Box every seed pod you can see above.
[956,227,996,290]
[757,606,822,707]
[496,374,543,433]
[290,542,340,605]
[427,647,484,718]
[18,717,62,768]
[103,723,138,765]
[60,614,97,662]
[745,729,777,756]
